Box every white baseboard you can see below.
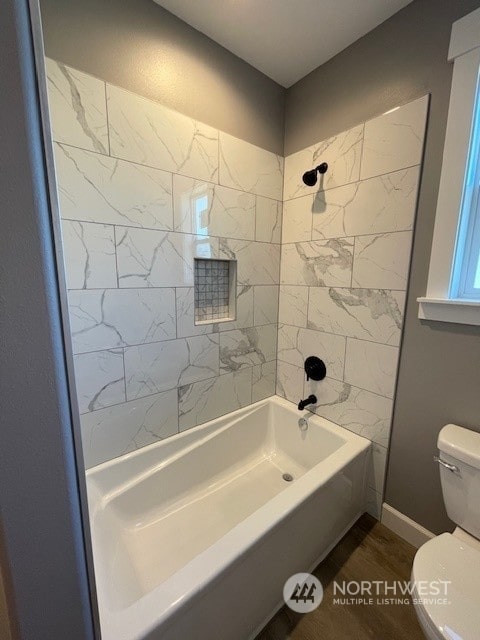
[381,503,435,548]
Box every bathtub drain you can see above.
[282,473,294,482]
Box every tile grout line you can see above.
[54,140,283,202]
[278,321,401,348]
[52,141,419,208]
[79,365,262,418]
[276,356,395,403]
[121,347,127,404]
[72,321,279,356]
[357,123,366,183]
[113,225,120,289]
[272,282,407,293]
[62,215,280,246]
[351,235,356,288]
[67,282,278,291]
[104,82,111,157]
[281,228,414,245]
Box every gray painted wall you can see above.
[0,1,96,637]
[39,0,285,155]
[285,0,480,534]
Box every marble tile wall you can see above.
[278,96,429,518]
[46,59,282,468]
[47,57,428,521]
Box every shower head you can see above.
[302,162,328,187]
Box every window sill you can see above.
[418,296,480,325]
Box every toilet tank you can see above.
[438,424,480,538]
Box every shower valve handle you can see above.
[304,356,327,381]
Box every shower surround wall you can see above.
[277,96,428,517]
[46,57,428,520]
[45,59,283,469]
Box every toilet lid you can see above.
[412,533,480,640]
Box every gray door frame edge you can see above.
[0,0,99,637]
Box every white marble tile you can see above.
[310,377,393,447]
[281,238,353,287]
[220,285,255,332]
[80,390,178,468]
[277,325,345,381]
[278,286,308,328]
[276,360,304,404]
[255,197,282,243]
[366,487,383,519]
[307,287,405,346]
[352,231,412,290]
[282,195,314,243]
[173,175,255,240]
[125,334,219,400]
[74,349,125,413]
[107,84,218,182]
[367,443,388,494]
[178,369,252,431]
[252,361,276,402]
[219,239,280,285]
[361,95,428,180]
[61,220,116,289]
[116,228,218,288]
[220,325,277,373]
[54,143,173,230]
[175,287,216,338]
[284,125,363,200]
[312,166,421,240]
[219,132,283,200]
[175,284,254,337]
[253,285,279,326]
[345,339,399,399]
[311,183,358,241]
[46,59,108,153]
[68,288,176,353]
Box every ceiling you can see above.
[153,0,413,88]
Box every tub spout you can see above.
[297,395,317,411]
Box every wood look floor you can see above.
[255,514,425,640]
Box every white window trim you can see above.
[418,7,480,326]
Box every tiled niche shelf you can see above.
[194,258,237,325]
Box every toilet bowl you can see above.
[412,531,480,639]
[412,424,480,640]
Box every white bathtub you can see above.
[86,395,369,640]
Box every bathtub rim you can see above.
[86,395,362,487]
[87,395,370,640]
[87,399,270,503]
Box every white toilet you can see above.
[412,424,480,640]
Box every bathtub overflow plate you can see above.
[282,473,294,482]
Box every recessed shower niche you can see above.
[194,258,237,324]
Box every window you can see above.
[418,7,480,325]
[451,78,480,300]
